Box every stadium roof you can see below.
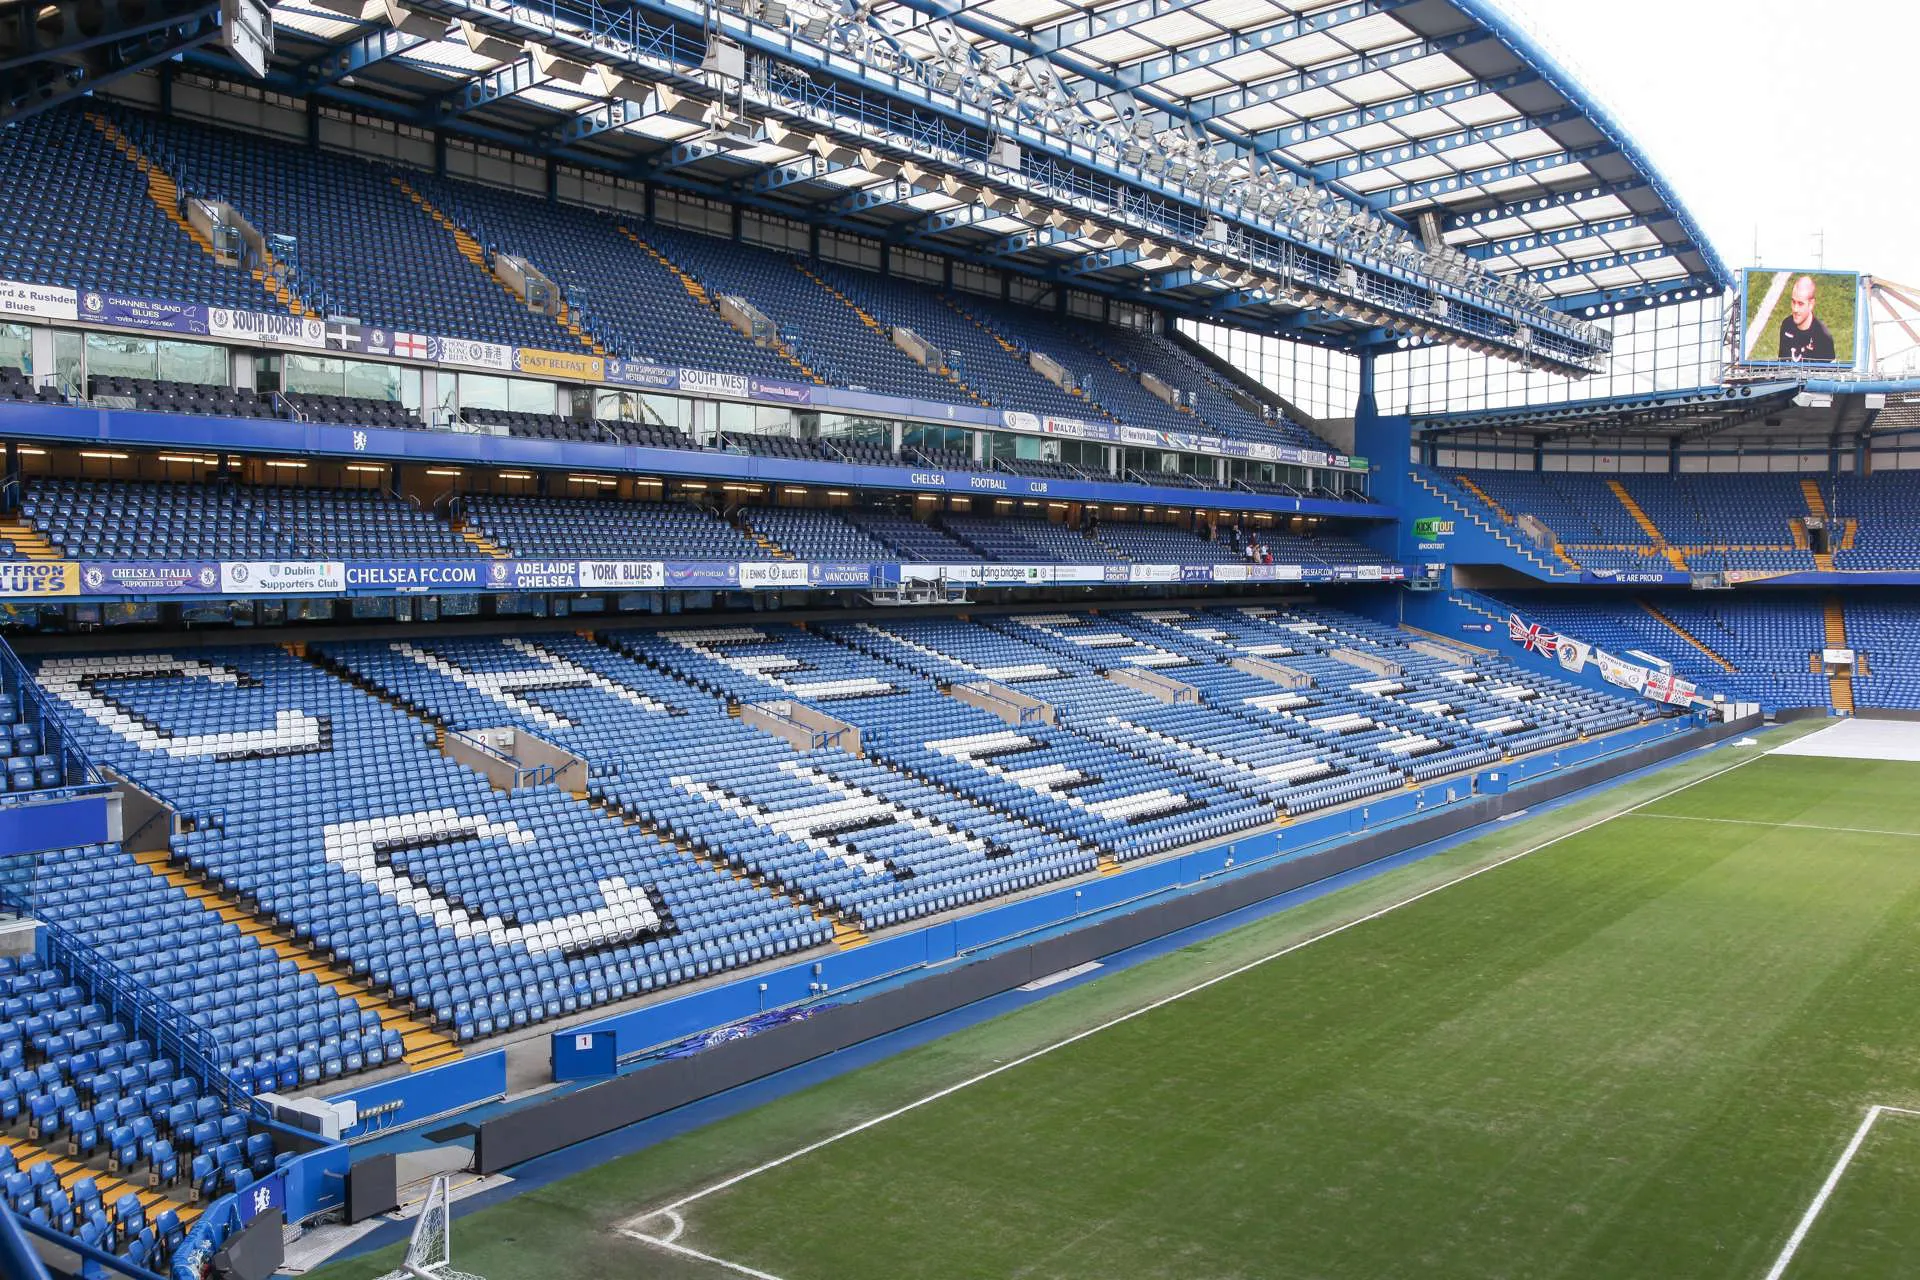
[181,0,1726,366]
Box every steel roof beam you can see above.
[302,26,432,88]
[1137,29,1490,116]
[1311,106,1582,181]
[1033,0,1416,65]
[1550,272,1723,316]
[432,55,546,119]
[1441,177,1651,232]
[542,97,651,148]
[1381,143,1607,209]
[1459,214,1666,262]
[1521,246,1670,286]
[1279,71,1540,145]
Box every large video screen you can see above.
[1741,268,1860,367]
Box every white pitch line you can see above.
[1630,813,1920,840]
[620,743,1768,1239]
[616,1227,790,1280]
[1764,1104,1920,1280]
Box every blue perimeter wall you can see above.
[324,713,1699,1143]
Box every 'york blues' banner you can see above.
[577,560,667,590]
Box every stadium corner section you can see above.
[305,709,1779,1278]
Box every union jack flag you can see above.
[1508,613,1559,656]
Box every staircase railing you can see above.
[0,635,97,793]
[0,888,250,1115]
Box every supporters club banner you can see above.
[81,562,220,595]
[219,561,346,594]
[739,562,811,590]
[605,360,680,391]
[208,309,327,350]
[80,291,208,336]
[0,562,78,598]
[576,560,667,590]
[807,563,874,587]
[1597,650,1651,694]
[1557,636,1594,674]
[664,562,742,589]
[0,279,76,321]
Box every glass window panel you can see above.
[85,332,156,381]
[0,323,28,373]
[156,340,226,386]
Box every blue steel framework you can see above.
[103,0,1727,373]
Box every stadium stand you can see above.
[459,497,767,561]
[17,481,478,562]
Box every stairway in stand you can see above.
[130,848,462,1071]
[0,519,63,560]
[1801,477,1837,570]
[1824,597,1853,713]
[1637,601,1737,672]
[615,228,824,385]
[790,262,989,406]
[1605,480,1687,570]
[455,524,510,558]
[85,111,300,315]
[392,177,600,355]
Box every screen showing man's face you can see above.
[1790,279,1817,330]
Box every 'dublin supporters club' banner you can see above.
[1506,613,1700,708]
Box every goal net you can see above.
[375,1174,487,1280]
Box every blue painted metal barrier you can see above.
[325,1049,508,1141]
[566,716,1692,1064]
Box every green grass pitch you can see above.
[315,728,1920,1279]
[1744,269,1858,364]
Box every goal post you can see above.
[377,1174,486,1280]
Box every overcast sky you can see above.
[1508,0,1918,287]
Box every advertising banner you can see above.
[739,562,811,590]
[500,561,578,592]
[605,360,680,391]
[806,563,874,587]
[979,564,1053,586]
[750,378,813,406]
[431,336,514,372]
[664,562,741,589]
[0,279,76,321]
[577,560,667,590]
[0,562,78,598]
[208,309,326,349]
[81,562,220,595]
[679,369,749,398]
[80,291,208,336]
[1129,565,1179,584]
[1557,636,1594,674]
[346,562,487,594]
[1054,565,1111,584]
[1178,565,1215,583]
[1598,650,1651,693]
[218,561,346,595]
[516,349,606,382]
